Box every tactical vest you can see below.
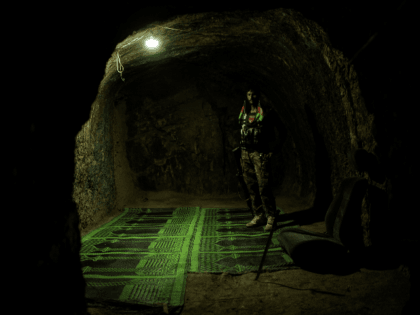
[238,100,267,150]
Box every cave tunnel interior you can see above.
[11,1,417,314]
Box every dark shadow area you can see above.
[86,298,184,315]
[350,238,418,272]
[276,208,326,227]
[292,238,408,275]
[291,240,360,275]
[269,100,336,229]
[303,102,333,220]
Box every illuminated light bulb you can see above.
[145,37,159,49]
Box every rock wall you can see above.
[73,95,117,232]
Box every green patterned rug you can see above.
[82,207,300,313]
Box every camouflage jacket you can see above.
[238,100,278,152]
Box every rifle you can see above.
[232,146,280,281]
[255,207,280,281]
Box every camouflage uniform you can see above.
[238,100,277,218]
[241,149,277,218]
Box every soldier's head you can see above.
[246,85,261,106]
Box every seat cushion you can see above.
[277,177,368,271]
[277,228,348,272]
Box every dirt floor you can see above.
[82,191,411,315]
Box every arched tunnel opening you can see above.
[84,9,349,219]
[13,2,417,315]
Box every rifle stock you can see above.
[232,147,253,218]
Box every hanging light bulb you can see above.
[145,36,159,49]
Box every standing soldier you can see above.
[238,85,279,232]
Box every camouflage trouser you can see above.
[241,149,277,218]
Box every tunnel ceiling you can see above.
[92,8,376,207]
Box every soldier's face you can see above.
[247,90,259,105]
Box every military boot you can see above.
[264,216,276,232]
[246,213,267,228]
